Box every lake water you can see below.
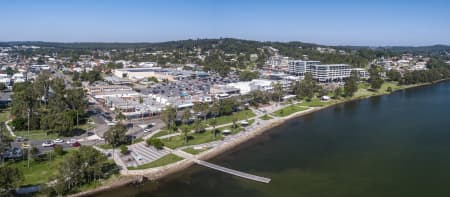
[95,81,450,197]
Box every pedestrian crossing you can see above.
[127,142,170,167]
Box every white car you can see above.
[144,129,151,133]
[66,139,77,144]
[42,141,55,147]
[53,139,64,143]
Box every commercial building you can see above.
[113,67,176,81]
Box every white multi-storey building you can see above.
[308,64,352,82]
[288,60,320,75]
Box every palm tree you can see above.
[210,118,217,140]
[116,112,126,122]
[162,105,176,132]
[231,112,238,129]
[210,103,220,119]
[180,124,190,144]
[182,109,191,125]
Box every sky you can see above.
[1,0,450,46]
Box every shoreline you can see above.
[72,79,450,197]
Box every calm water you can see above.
[95,81,450,197]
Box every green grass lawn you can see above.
[260,114,273,120]
[272,105,309,117]
[14,130,59,140]
[162,130,224,149]
[208,110,255,126]
[161,120,250,149]
[0,108,10,122]
[182,147,211,155]
[353,82,405,98]
[7,150,77,186]
[97,144,113,149]
[13,124,91,140]
[298,98,328,107]
[127,154,183,170]
[153,129,173,138]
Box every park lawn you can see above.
[14,130,59,140]
[127,154,183,170]
[13,124,91,140]
[298,98,328,107]
[183,147,210,155]
[8,150,77,186]
[260,114,273,120]
[272,105,309,117]
[208,110,255,126]
[353,81,405,98]
[162,130,224,149]
[0,108,10,122]
[97,144,113,149]
[152,129,173,138]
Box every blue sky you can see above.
[1,0,450,46]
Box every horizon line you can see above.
[0,38,449,48]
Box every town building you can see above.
[288,60,320,76]
[309,64,352,82]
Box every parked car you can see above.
[66,139,77,144]
[42,141,54,147]
[72,142,81,147]
[143,129,151,133]
[21,143,31,149]
[53,139,64,143]
[16,136,23,142]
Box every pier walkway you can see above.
[172,150,271,183]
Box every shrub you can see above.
[387,86,393,92]
[53,145,64,156]
[147,138,164,149]
[120,145,129,155]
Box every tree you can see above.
[116,112,126,122]
[0,83,6,91]
[294,73,316,100]
[231,112,238,129]
[368,66,384,90]
[180,124,190,144]
[53,145,65,156]
[104,123,128,147]
[333,87,342,99]
[272,82,284,104]
[387,69,402,81]
[182,109,191,124]
[54,146,116,195]
[120,145,129,155]
[146,138,164,149]
[239,70,259,81]
[193,119,205,133]
[0,166,24,195]
[162,106,176,131]
[210,118,218,140]
[210,102,220,118]
[344,71,359,97]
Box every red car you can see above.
[72,142,81,147]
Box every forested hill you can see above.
[1,39,449,68]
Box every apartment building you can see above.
[288,60,320,75]
[309,64,352,82]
